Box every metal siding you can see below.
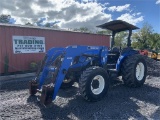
[6,26,12,72]
[0,27,2,73]
[0,27,7,73]
[0,26,110,74]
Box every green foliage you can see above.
[132,23,153,49]
[52,24,59,29]
[45,23,51,27]
[79,27,90,32]
[44,23,59,28]
[96,30,111,35]
[0,14,11,23]
[97,30,128,48]
[149,33,160,51]
[25,21,59,29]
[132,22,160,52]
[25,22,34,26]
[29,62,38,72]
[114,31,128,48]
[97,30,130,48]
[73,27,91,33]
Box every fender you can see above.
[116,49,139,72]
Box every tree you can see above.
[149,33,160,51]
[73,27,91,33]
[132,22,160,51]
[45,23,51,27]
[52,24,59,29]
[97,30,127,48]
[25,22,34,26]
[79,27,90,32]
[0,14,11,23]
[96,30,111,35]
[114,31,128,48]
[44,23,59,28]
[132,23,153,49]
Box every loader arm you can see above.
[38,47,65,89]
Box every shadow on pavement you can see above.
[26,79,160,120]
[0,77,34,91]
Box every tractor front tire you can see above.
[121,54,147,87]
[60,79,74,89]
[79,66,109,102]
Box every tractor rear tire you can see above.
[121,54,147,87]
[79,66,109,102]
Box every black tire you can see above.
[60,79,74,89]
[79,66,109,102]
[121,54,147,87]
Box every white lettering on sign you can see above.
[12,36,45,54]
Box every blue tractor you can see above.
[29,20,147,105]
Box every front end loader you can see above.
[29,45,109,105]
[29,20,147,106]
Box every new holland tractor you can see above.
[29,20,147,106]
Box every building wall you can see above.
[0,25,110,74]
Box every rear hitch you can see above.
[40,85,54,106]
[29,80,38,95]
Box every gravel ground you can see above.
[0,59,160,120]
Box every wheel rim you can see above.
[91,75,105,95]
[136,62,145,81]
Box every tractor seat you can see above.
[110,47,120,57]
[112,47,120,53]
[108,47,120,64]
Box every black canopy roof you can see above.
[97,20,139,32]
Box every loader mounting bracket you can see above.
[29,80,38,95]
[40,85,54,106]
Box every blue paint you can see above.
[37,45,139,100]
[37,45,108,100]
[116,49,138,72]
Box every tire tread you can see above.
[121,54,147,87]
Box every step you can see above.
[108,53,117,56]
[107,64,116,69]
[108,69,117,73]
[108,69,118,78]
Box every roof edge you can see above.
[0,23,111,36]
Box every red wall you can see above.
[0,25,110,74]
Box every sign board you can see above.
[12,36,45,54]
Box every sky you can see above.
[0,0,160,33]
